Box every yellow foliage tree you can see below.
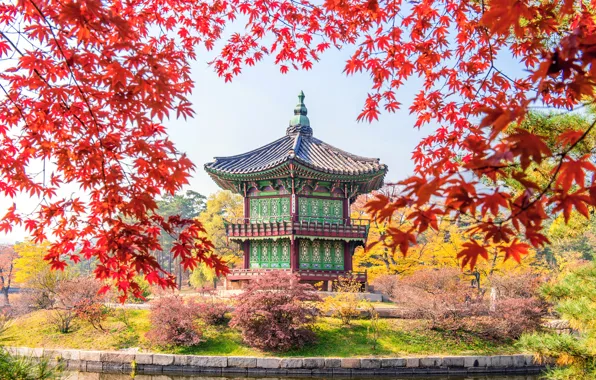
[13,240,52,285]
[196,190,244,270]
[352,199,550,287]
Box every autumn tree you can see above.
[0,245,17,306]
[2,0,596,294]
[197,191,244,268]
[14,240,74,309]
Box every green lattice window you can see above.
[249,197,291,222]
[249,240,291,268]
[299,239,344,270]
[298,197,343,223]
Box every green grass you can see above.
[2,310,520,357]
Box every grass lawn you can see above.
[1,309,521,357]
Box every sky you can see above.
[0,47,428,243]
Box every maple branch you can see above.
[28,0,134,191]
[508,116,596,221]
[0,82,31,130]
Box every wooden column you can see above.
[344,241,353,272]
[343,197,350,225]
[290,237,299,271]
[244,197,250,220]
[243,241,250,269]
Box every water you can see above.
[64,373,543,380]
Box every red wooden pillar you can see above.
[343,197,350,225]
[290,237,299,271]
[344,241,353,272]
[243,241,250,269]
[244,197,250,220]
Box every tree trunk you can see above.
[1,288,9,306]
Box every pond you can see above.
[64,373,544,380]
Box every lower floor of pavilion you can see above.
[226,237,367,289]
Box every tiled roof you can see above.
[204,91,387,178]
[205,133,386,176]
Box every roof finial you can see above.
[287,91,312,136]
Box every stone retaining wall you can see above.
[7,347,544,376]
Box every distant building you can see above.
[205,92,387,289]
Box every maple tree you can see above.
[1,0,596,295]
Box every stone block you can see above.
[139,364,163,374]
[173,355,189,366]
[311,368,333,375]
[223,367,248,374]
[341,358,361,368]
[134,353,153,365]
[419,357,442,368]
[406,358,420,367]
[152,354,175,366]
[381,358,406,368]
[361,358,381,369]
[101,351,134,363]
[162,365,185,373]
[442,356,465,367]
[524,354,537,366]
[85,361,103,372]
[79,350,102,362]
[324,358,341,368]
[188,356,227,368]
[511,355,527,367]
[464,356,490,368]
[285,368,313,375]
[62,350,80,361]
[332,368,352,376]
[197,367,223,373]
[228,356,257,368]
[42,349,61,360]
[247,368,272,375]
[256,357,280,369]
[65,360,83,371]
[303,358,325,369]
[280,358,303,368]
[102,362,124,372]
[491,355,513,367]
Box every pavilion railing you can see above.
[223,217,370,240]
[226,268,367,282]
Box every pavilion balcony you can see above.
[223,217,370,241]
[226,268,367,283]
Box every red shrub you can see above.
[371,274,399,300]
[392,268,546,340]
[146,295,202,347]
[230,271,320,352]
[190,297,229,326]
[49,276,106,333]
[74,299,109,331]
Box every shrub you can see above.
[393,268,474,322]
[47,276,105,333]
[74,299,109,331]
[230,271,320,352]
[191,297,229,326]
[321,274,362,326]
[392,268,546,340]
[146,295,202,347]
[371,274,399,300]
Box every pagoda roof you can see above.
[205,92,387,192]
